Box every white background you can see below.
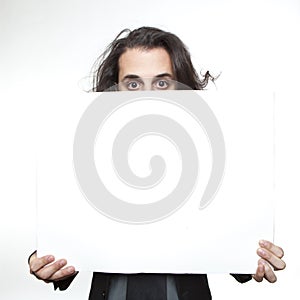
[0,0,299,299]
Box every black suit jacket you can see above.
[54,272,252,300]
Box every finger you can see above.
[259,240,284,258]
[33,259,67,281]
[252,262,265,282]
[47,266,76,282]
[257,248,286,270]
[30,254,55,273]
[260,259,277,283]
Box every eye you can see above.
[154,79,169,90]
[126,80,142,90]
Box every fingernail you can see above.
[258,248,266,256]
[259,240,267,246]
[47,255,54,262]
[59,259,66,266]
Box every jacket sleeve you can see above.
[53,272,79,291]
[230,274,252,283]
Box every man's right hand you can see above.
[28,251,76,283]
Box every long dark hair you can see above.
[92,27,214,91]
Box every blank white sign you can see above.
[37,89,274,274]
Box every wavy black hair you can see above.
[92,27,215,91]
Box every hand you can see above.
[253,240,286,283]
[28,251,76,283]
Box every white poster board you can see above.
[37,89,274,274]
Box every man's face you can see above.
[118,47,175,91]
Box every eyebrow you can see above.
[121,73,173,81]
[155,73,173,78]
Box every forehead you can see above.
[118,47,173,81]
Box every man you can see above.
[29,27,286,299]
